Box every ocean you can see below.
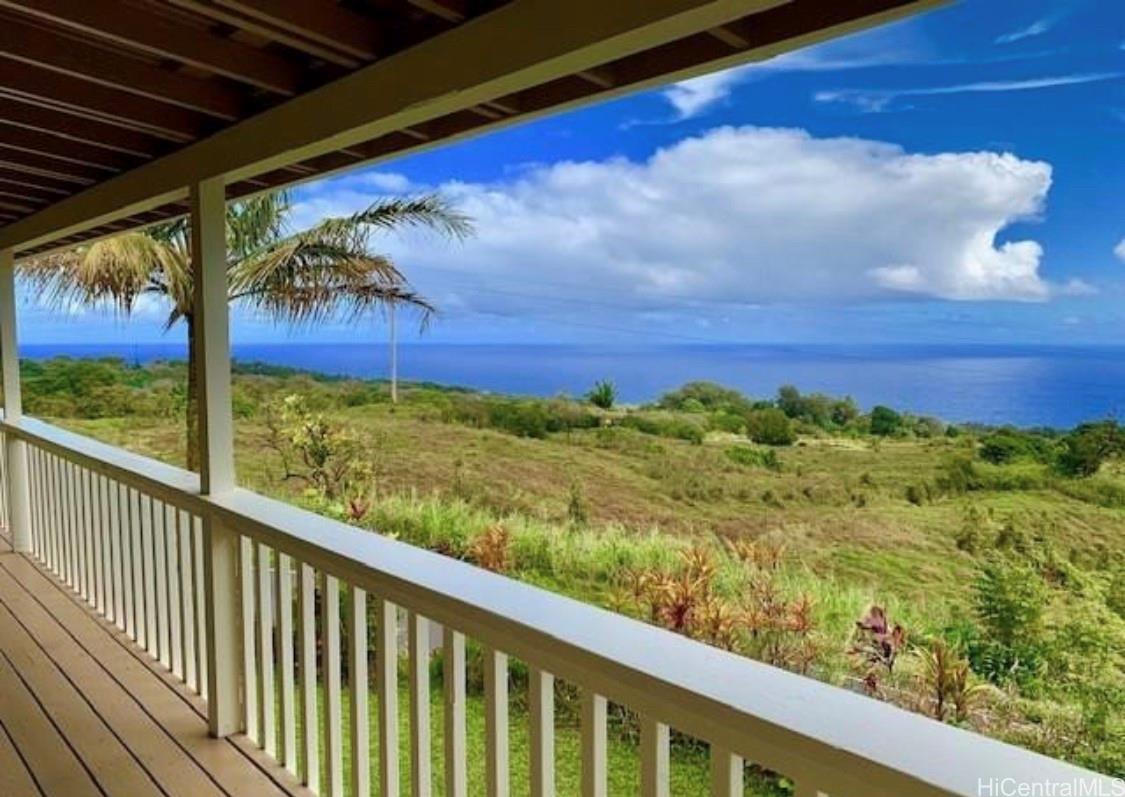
[19,342,1125,429]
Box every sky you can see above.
[20,0,1125,347]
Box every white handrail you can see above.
[1,416,1117,796]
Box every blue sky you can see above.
[21,0,1125,347]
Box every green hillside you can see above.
[23,356,1125,781]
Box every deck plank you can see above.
[0,597,162,797]
[0,552,305,797]
[0,562,208,797]
[0,646,100,797]
[0,712,43,797]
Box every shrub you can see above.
[746,408,795,446]
[264,394,372,500]
[618,414,705,444]
[916,639,986,724]
[1107,570,1125,621]
[1055,421,1123,478]
[467,525,511,573]
[1053,476,1125,508]
[905,483,933,506]
[954,506,990,553]
[849,606,906,694]
[586,379,617,409]
[869,405,902,437]
[969,556,1049,691]
[567,481,589,526]
[657,382,752,413]
[979,430,1050,465]
[724,445,780,471]
[708,410,746,434]
[443,394,599,438]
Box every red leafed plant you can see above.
[850,605,907,695]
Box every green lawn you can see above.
[276,679,774,797]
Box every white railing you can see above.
[0,416,1116,797]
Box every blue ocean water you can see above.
[19,342,1125,429]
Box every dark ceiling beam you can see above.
[0,98,167,158]
[0,0,305,95]
[166,0,361,68]
[0,197,38,214]
[575,66,616,89]
[0,14,243,119]
[0,61,207,141]
[706,25,750,48]
[0,125,142,171]
[214,0,382,62]
[0,168,77,196]
[0,189,49,206]
[405,0,467,24]
[0,149,102,184]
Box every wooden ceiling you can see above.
[0,0,939,257]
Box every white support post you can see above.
[0,248,31,553]
[192,177,240,738]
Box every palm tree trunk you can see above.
[185,313,200,473]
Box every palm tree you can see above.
[22,191,470,471]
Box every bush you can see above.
[657,382,753,414]
[1055,421,1123,478]
[618,413,704,444]
[905,483,930,506]
[707,410,746,434]
[444,395,599,438]
[979,430,1052,465]
[969,556,1049,691]
[724,445,780,471]
[869,405,902,436]
[745,408,795,446]
[586,379,616,409]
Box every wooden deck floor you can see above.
[0,534,310,797]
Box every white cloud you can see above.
[1057,278,1098,297]
[294,127,1060,316]
[996,17,1056,44]
[661,68,749,119]
[816,73,1122,113]
[657,38,919,120]
[1115,238,1125,262]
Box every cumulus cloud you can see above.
[1115,239,1125,262]
[294,127,1060,316]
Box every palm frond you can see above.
[230,233,432,327]
[344,194,473,240]
[227,191,291,258]
[19,233,180,316]
[19,189,463,333]
[228,193,460,327]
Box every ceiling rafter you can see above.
[0,150,102,183]
[214,0,382,62]
[0,99,167,158]
[0,61,208,141]
[405,0,467,24]
[0,189,49,206]
[0,125,143,171]
[0,13,243,119]
[0,167,77,195]
[166,0,361,68]
[0,0,305,94]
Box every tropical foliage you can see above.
[21,192,469,469]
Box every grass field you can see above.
[25,357,1125,779]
